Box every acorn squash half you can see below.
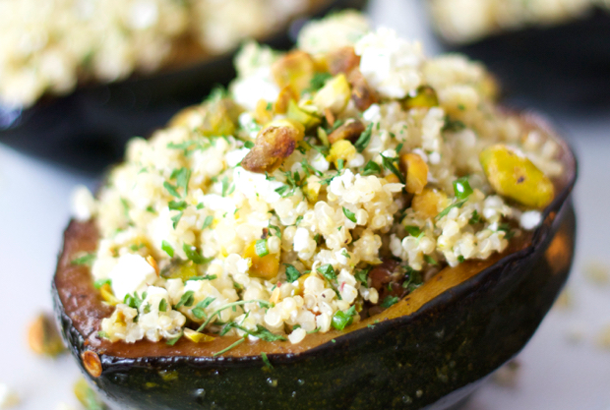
[53,112,577,410]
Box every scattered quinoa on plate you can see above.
[71,11,565,347]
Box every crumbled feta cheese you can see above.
[520,210,542,230]
[355,28,424,99]
[231,68,279,111]
[70,185,97,222]
[109,254,157,300]
[297,10,370,54]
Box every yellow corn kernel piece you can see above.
[271,51,315,95]
[403,85,439,110]
[400,153,429,194]
[287,99,321,129]
[327,140,357,168]
[100,284,120,306]
[243,241,280,280]
[184,328,215,343]
[254,99,273,125]
[273,86,297,115]
[480,144,554,209]
[313,73,351,114]
[412,188,448,219]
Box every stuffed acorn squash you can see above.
[53,12,577,410]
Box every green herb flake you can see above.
[159,299,168,312]
[405,226,422,237]
[355,267,371,287]
[354,123,373,153]
[175,291,195,309]
[213,337,246,357]
[71,253,96,267]
[187,275,218,282]
[424,255,438,266]
[284,264,301,282]
[380,154,406,184]
[183,243,211,264]
[168,200,187,211]
[93,278,111,289]
[457,255,465,263]
[331,305,357,331]
[192,296,216,319]
[202,215,214,230]
[362,160,381,176]
[261,352,273,370]
[255,239,269,257]
[307,72,332,93]
[161,240,175,257]
[317,264,337,281]
[166,332,183,346]
[163,181,181,198]
[244,141,255,149]
[342,207,357,223]
[381,295,400,308]
[268,225,282,239]
[453,176,473,200]
[171,212,183,229]
[436,199,467,220]
[337,159,345,171]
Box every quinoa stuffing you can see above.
[72,12,565,346]
[429,0,610,44]
[0,0,311,107]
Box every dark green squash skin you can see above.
[53,192,576,410]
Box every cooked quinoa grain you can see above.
[74,12,564,345]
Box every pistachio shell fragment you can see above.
[241,119,305,173]
[27,313,66,357]
[183,328,215,343]
[313,73,351,114]
[400,153,429,194]
[480,144,554,209]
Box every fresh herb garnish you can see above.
[453,176,473,199]
[175,291,195,309]
[331,305,357,331]
[380,154,406,184]
[355,267,371,287]
[261,352,273,370]
[191,296,216,319]
[161,240,174,257]
[186,275,217,282]
[93,278,111,289]
[424,255,438,266]
[159,299,168,312]
[354,123,373,152]
[436,199,468,220]
[362,160,381,176]
[284,264,301,282]
[166,332,183,346]
[71,253,96,266]
[163,181,181,198]
[381,295,400,308]
[317,264,337,281]
[342,207,356,223]
[255,239,269,257]
[202,215,214,230]
[307,72,333,93]
[183,243,210,264]
[405,226,422,237]
[213,337,246,357]
[469,210,481,225]
[244,141,255,149]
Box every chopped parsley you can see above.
[268,225,282,238]
[255,239,269,257]
[71,253,96,266]
[331,305,357,331]
[381,295,400,308]
[355,267,371,287]
[159,299,168,312]
[317,264,337,281]
[342,207,356,223]
[380,154,406,184]
[284,264,301,282]
[183,243,211,264]
[202,215,214,230]
[261,352,273,370]
[424,255,438,266]
[307,72,332,93]
[469,210,481,225]
[93,278,111,289]
[244,141,255,149]
[453,176,473,200]
[163,181,181,198]
[161,240,175,257]
[354,123,373,152]
[405,226,422,237]
[187,275,217,282]
[362,160,381,176]
[192,296,216,319]
[166,332,182,346]
[175,291,195,309]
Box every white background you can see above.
[1,0,609,409]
